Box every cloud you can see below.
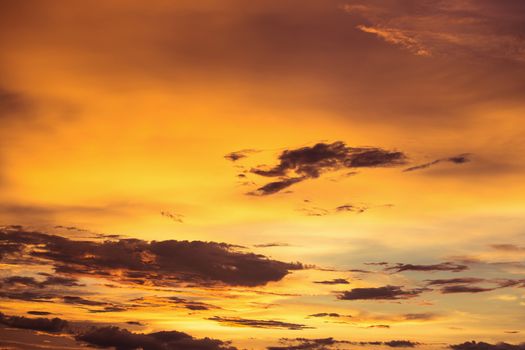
[254,242,291,248]
[386,262,468,273]
[160,210,184,223]
[0,275,82,289]
[0,88,34,121]
[166,296,217,311]
[0,312,68,333]
[308,313,342,318]
[0,226,302,287]
[337,285,425,300]
[356,25,431,57]
[224,149,259,162]
[208,316,312,330]
[268,338,420,350]
[76,326,238,350]
[27,311,53,316]
[425,278,485,286]
[249,141,406,195]
[314,278,350,285]
[249,177,305,196]
[298,202,371,217]
[0,311,237,349]
[426,277,525,294]
[450,342,525,350]
[344,1,525,62]
[491,244,525,252]
[403,154,471,172]
[267,338,345,350]
[384,341,419,348]
[439,285,496,294]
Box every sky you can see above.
[1,1,525,349]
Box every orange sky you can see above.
[1,1,525,350]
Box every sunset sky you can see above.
[1,1,525,349]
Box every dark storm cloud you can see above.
[450,341,525,350]
[386,262,468,273]
[250,141,406,195]
[314,278,349,285]
[337,285,425,300]
[403,154,471,172]
[0,226,302,287]
[208,316,312,330]
[0,312,68,333]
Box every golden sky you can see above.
[1,1,525,349]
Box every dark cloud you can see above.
[386,262,468,273]
[337,285,425,300]
[0,226,302,287]
[0,275,82,289]
[254,242,291,248]
[308,313,342,318]
[224,149,258,162]
[160,210,184,223]
[428,278,524,294]
[403,154,471,172]
[166,296,217,311]
[335,204,368,213]
[76,326,237,350]
[62,295,108,306]
[0,311,237,349]
[0,312,68,333]
[267,338,345,350]
[248,177,305,196]
[384,341,419,348]
[450,341,525,350]
[439,285,496,294]
[268,338,419,350]
[249,141,406,195]
[314,278,350,285]
[208,316,312,330]
[27,311,53,316]
[298,202,370,217]
[425,278,485,286]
